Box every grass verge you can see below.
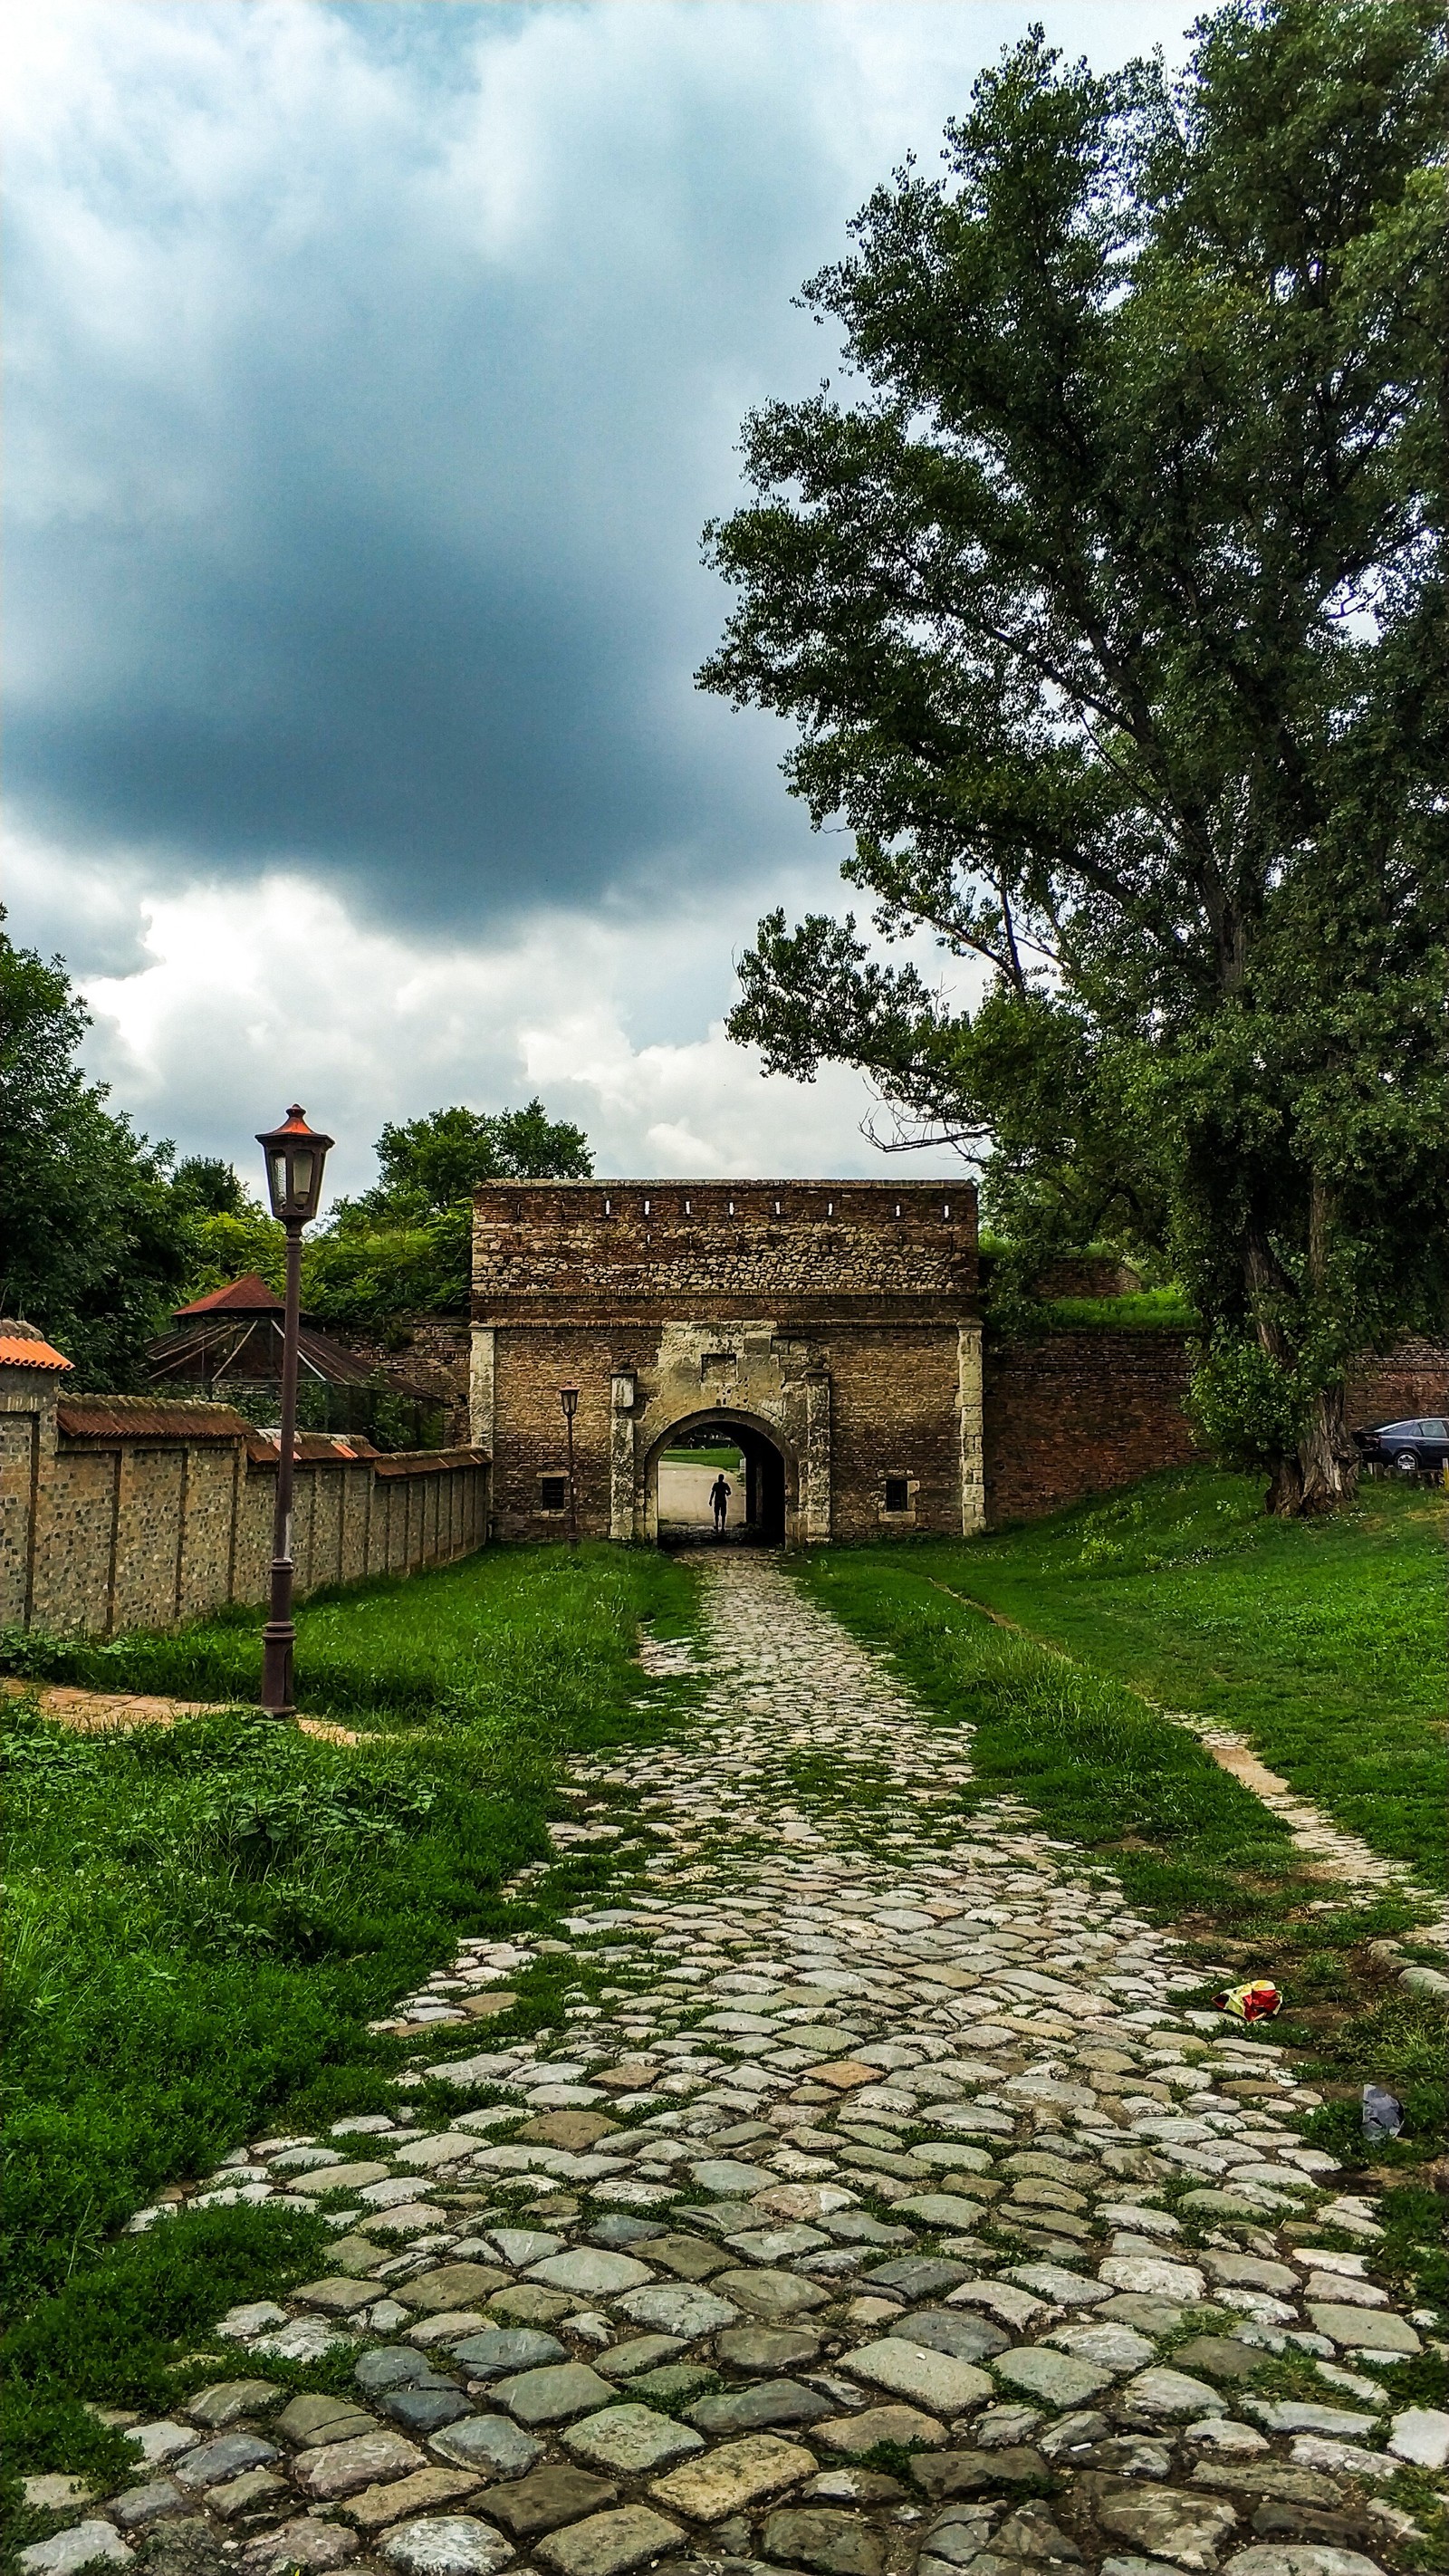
[796,1536,1446,2155]
[901,1466,1445,1886]
[0,1542,695,2320]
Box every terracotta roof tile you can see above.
[58,1398,254,1441]
[0,1333,72,1372]
[173,1272,284,1317]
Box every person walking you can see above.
[708,1469,732,1536]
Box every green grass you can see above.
[796,1477,1447,2158]
[800,1543,1314,1920]
[1033,1285,1200,1331]
[0,1542,696,2318]
[659,1445,744,1468]
[898,1467,1446,1886]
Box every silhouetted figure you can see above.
[709,1472,732,1535]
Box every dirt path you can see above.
[1,1674,361,1746]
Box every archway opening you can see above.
[652,1411,788,1545]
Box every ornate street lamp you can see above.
[256,1105,334,1715]
[559,1382,580,1546]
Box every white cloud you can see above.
[6,831,976,1194]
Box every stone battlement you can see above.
[472,1177,978,1320]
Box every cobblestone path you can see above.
[25,1557,1446,2576]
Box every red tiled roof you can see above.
[173,1273,284,1317]
[0,1332,73,1372]
[245,1428,381,1462]
[58,1397,254,1442]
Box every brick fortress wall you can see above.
[470,1179,1448,1539]
[984,1331,1449,1527]
[984,1331,1202,1523]
[470,1180,984,1544]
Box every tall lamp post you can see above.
[559,1383,580,1547]
[256,1106,334,1716]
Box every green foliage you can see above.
[0,1543,695,2315]
[176,1100,594,1333]
[1185,1334,1313,1467]
[301,1202,472,1328]
[1032,1287,1200,1333]
[0,926,194,1386]
[178,1199,287,1303]
[168,1158,249,1218]
[369,1099,593,1216]
[701,1,1449,1513]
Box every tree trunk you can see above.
[1295,1379,1360,1515]
[1263,1380,1359,1516]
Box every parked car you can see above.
[1355,1416,1449,1475]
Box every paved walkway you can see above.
[23,1556,1445,2576]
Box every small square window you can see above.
[540,1476,568,1511]
[883,1476,910,1513]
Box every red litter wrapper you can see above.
[1211,1978,1282,2022]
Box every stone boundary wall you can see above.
[0,1374,488,1639]
[1345,1337,1449,1431]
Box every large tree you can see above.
[0,928,193,1386]
[701,0,1447,1513]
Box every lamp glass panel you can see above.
[269,1152,290,1212]
[291,1150,314,1200]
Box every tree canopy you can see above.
[365,1101,592,1219]
[0,928,193,1387]
[701,0,1448,1512]
[182,1100,594,1333]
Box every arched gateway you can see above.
[468,1179,985,1545]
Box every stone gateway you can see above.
[470,1179,984,1545]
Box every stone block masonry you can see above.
[0,1365,487,1639]
[469,1178,1445,1540]
[470,1180,985,1545]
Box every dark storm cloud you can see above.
[5,2,1186,934]
[4,0,868,926]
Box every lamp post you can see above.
[559,1383,580,1546]
[256,1106,334,1716]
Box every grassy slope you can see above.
[798,1474,1446,2168]
[902,1469,1446,1887]
[1,1543,695,2316]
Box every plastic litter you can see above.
[1210,1978,1282,2022]
[1362,2082,1405,2141]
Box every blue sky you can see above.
[5,0,1192,1193]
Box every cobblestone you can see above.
[32,1557,1444,2576]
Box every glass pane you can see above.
[270,1152,290,1206]
[291,1150,314,1197]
